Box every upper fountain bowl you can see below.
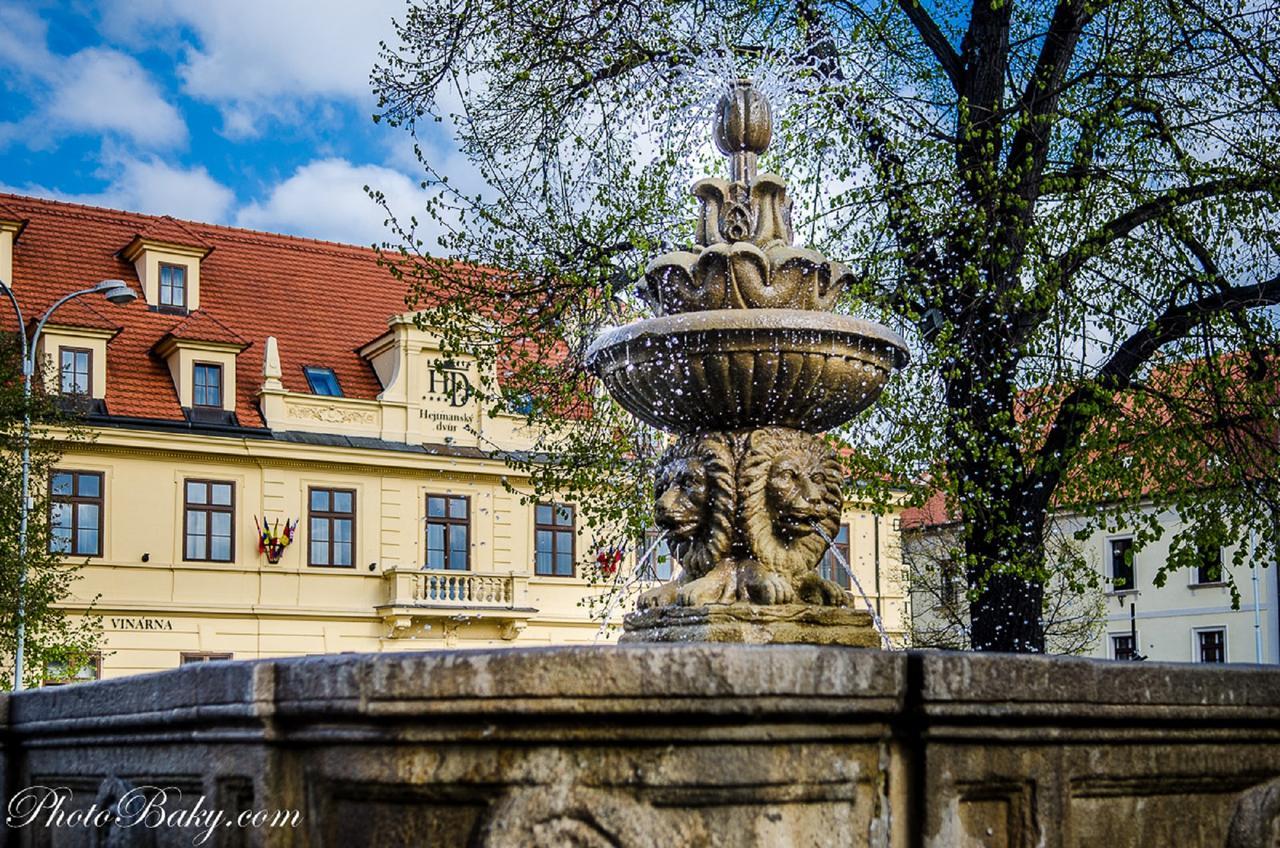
[585,308,909,435]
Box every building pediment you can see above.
[261,314,540,451]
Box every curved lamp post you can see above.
[0,278,136,690]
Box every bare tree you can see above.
[905,517,1106,654]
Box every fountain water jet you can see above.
[586,78,908,646]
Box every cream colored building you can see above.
[1062,506,1278,664]
[903,495,1277,662]
[2,193,908,681]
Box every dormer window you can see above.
[120,221,210,311]
[59,348,92,396]
[193,363,223,408]
[159,263,187,310]
[153,319,244,423]
[39,326,116,411]
[303,366,343,397]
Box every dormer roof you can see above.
[157,310,249,349]
[0,200,28,240]
[39,299,124,335]
[119,216,213,260]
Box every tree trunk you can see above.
[944,311,1048,653]
[968,535,1047,653]
[957,461,1049,653]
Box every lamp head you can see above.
[95,279,137,305]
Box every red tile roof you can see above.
[42,298,123,334]
[900,489,955,530]
[0,192,416,427]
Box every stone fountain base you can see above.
[620,603,879,646]
[4,647,1279,846]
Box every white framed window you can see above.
[1107,536,1136,593]
[1193,627,1227,663]
[1191,545,1224,586]
[1110,632,1138,661]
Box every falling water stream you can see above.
[594,530,671,642]
[812,524,895,650]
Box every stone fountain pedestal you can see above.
[585,80,909,644]
[620,604,878,646]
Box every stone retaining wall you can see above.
[1,646,1278,846]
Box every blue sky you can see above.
[0,1,468,246]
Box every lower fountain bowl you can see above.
[584,309,909,434]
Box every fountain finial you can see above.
[713,78,771,184]
[636,76,869,314]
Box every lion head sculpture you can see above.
[739,427,844,578]
[652,433,735,579]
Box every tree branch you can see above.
[896,0,963,93]
[796,2,940,311]
[1030,273,1280,507]
[1052,174,1279,284]
[1169,222,1270,379]
[1004,0,1095,205]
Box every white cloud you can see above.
[1,158,235,223]
[46,49,187,148]
[234,158,425,245]
[0,6,53,76]
[0,8,185,151]
[102,0,403,137]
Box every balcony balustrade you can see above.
[378,566,533,640]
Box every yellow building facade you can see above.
[1,193,908,681]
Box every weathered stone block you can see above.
[620,604,879,646]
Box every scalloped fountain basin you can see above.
[585,308,909,435]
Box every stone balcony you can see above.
[377,567,535,640]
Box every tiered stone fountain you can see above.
[586,79,909,646]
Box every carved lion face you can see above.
[650,434,735,579]
[654,456,710,541]
[764,449,840,539]
[740,427,844,577]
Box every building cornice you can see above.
[42,322,122,342]
[119,236,212,262]
[59,423,534,480]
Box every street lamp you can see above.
[0,277,136,690]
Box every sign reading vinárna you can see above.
[108,618,174,631]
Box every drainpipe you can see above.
[1252,527,1263,663]
[873,514,882,617]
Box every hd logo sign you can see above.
[426,359,474,408]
